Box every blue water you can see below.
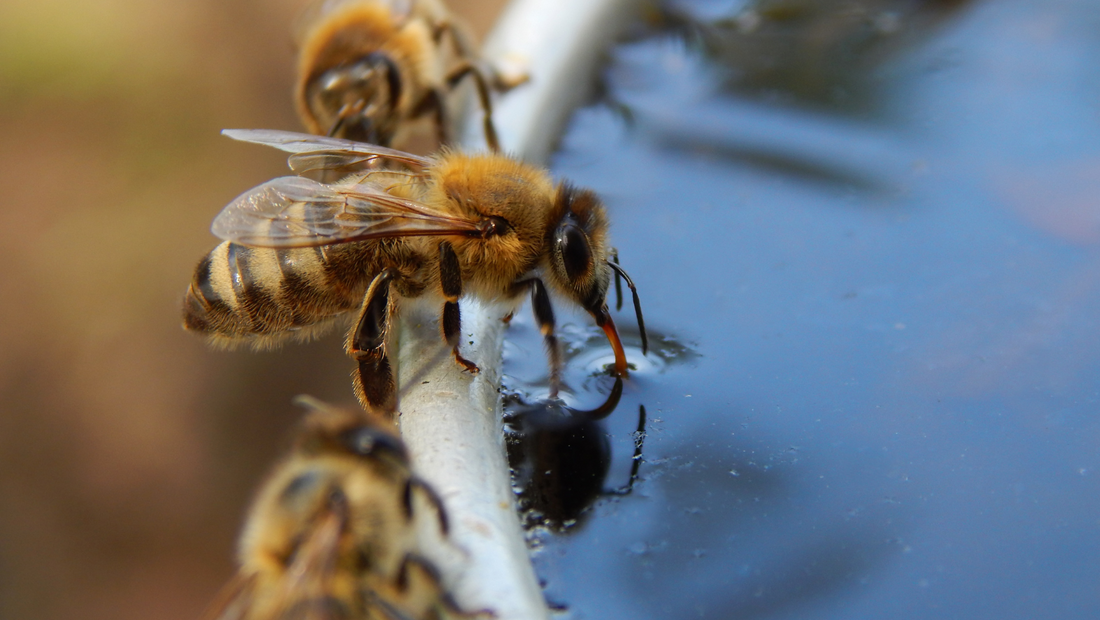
[502,1,1100,617]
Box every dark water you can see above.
[502,0,1100,618]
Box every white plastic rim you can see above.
[394,0,638,618]
[462,0,636,161]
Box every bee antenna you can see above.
[606,260,647,356]
[610,248,623,311]
[292,394,331,412]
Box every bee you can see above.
[202,396,487,620]
[294,0,503,150]
[182,129,647,412]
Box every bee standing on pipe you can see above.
[182,130,646,413]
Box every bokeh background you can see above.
[0,1,504,618]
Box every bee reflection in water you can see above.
[505,378,646,531]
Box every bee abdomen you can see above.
[182,241,366,345]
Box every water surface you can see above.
[503,0,1100,617]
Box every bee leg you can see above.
[606,404,647,496]
[439,241,479,374]
[411,88,450,146]
[396,554,493,618]
[349,269,399,414]
[369,596,417,620]
[432,21,475,58]
[530,279,563,398]
[435,20,526,91]
[444,63,501,152]
[395,553,440,595]
[609,248,623,311]
[404,474,450,536]
[353,355,395,416]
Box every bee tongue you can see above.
[597,310,629,377]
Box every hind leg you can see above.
[348,269,399,414]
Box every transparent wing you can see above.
[274,507,349,620]
[212,176,480,248]
[200,575,257,620]
[203,505,351,620]
[222,128,432,176]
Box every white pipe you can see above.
[462,0,637,161]
[395,0,638,618]
[395,300,538,618]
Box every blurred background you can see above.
[0,1,506,618]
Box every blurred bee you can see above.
[294,0,505,149]
[182,129,647,412]
[202,396,487,620]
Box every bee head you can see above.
[293,396,410,470]
[546,185,633,374]
[546,184,611,316]
[546,184,648,376]
[304,52,402,143]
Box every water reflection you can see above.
[505,378,647,532]
[662,0,973,111]
[502,305,697,399]
[600,38,913,194]
[601,0,978,192]
[536,0,1100,618]
[618,427,908,619]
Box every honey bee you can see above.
[294,0,503,149]
[182,129,647,412]
[202,396,487,620]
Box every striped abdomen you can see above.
[183,241,383,348]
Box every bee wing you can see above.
[274,508,351,620]
[199,574,259,620]
[203,508,352,620]
[222,129,432,176]
[212,176,481,248]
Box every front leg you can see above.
[444,62,501,152]
[411,88,449,146]
[438,241,479,374]
[508,278,564,397]
[529,279,563,398]
[349,268,398,414]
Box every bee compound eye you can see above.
[279,469,325,510]
[345,428,376,455]
[341,427,408,461]
[557,223,592,281]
